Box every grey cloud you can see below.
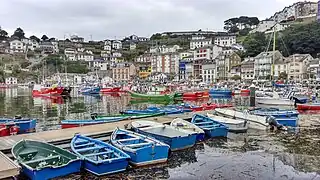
[0,0,303,40]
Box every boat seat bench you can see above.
[199,124,220,128]
[194,121,215,125]
[84,150,114,157]
[24,155,60,164]
[118,137,140,142]
[18,149,38,159]
[74,142,95,148]
[76,146,105,152]
[125,142,152,148]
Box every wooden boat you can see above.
[71,134,130,176]
[100,87,121,93]
[0,117,36,133]
[94,112,164,119]
[61,116,128,129]
[110,128,170,166]
[128,90,178,101]
[206,113,248,133]
[12,140,81,180]
[249,107,299,118]
[191,114,228,138]
[122,107,184,115]
[182,92,204,100]
[215,108,269,130]
[170,118,205,141]
[0,123,19,137]
[79,87,101,94]
[131,120,197,151]
[32,84,65,96]
[297,103,320,111]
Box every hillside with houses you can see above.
[0,1,319,86]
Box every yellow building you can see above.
[139,66,152,78]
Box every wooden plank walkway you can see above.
[0,151,20,179]
[0,111,209,151]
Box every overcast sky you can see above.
[0,0,316,40]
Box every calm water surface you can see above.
[2,88,320,180]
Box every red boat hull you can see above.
[101,87,122,93]
[32,87,64,96]
[297,104,320,110]
[183,92,204,100]
[201,104,218,110]
[0,124,19,137]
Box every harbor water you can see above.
[2,88,320,180]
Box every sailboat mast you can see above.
[272,26,276,81]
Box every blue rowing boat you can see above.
[249,107,299,118]
[71,134,130,176]
[61,117,128,129]
[191,114,228,138]
[274,117,298,127]
[0,117,36,133]
[111,128,170,166]
[131,120,197,151]
[209,88,232,97]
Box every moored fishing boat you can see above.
[249,107,299,118]
[215,108,269,130]
[122,107,184,115]
[182,92,204,100]
[191,114,228,137]
[0,117,36,133]
[32,84,65,96]
[209,88,232,97]
[296,103,320,111]
[128,90,179,101]
[71,134,130,176]
[12,140,81,180]
[100,87,122,93]
[170,118,205,141]
[93,112,164,119]
[61,116,128,129]
[131,120,197,151]
[0,123,19,137]
[111,128,170,166]
[206,113,248,133]
[79,86,101,94]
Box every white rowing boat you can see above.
[206,113,248,133]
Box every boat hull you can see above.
[276,118,298,127]
[0,119,36,133]
[83,159,128,176]
[134,128,197,151]
[297,104,320,110]
[22,159,81,180]
[191,114,229,138]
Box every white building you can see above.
[202,60,216,83]
[5,77,17,85]
[104,40,112,51]
[112,40,122,50]
[254,51,283,80]
[214,34,236,47]
[194,47,211,60]
[212,45,223,59]
[9,40,25,53]
[70,35,84,43]
[265,23,290,34]
[287,54,313,81]
[21,38,40,51]
[151,53,179,74]
[241,57,255,82]
[190,38,212,50]
[150,45,181,54]
[64,48,77,61]
[77,53,94,62]
[179,51,193,60]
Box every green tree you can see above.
[0,27,8,40]
[41,35,49,41]
[242,32,268,57]
[279,72,288,79]
[11,27,25,39]
[150,33,162,40]
[30,35,40,42]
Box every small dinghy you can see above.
[131,120,197,151]
[111,128,170,166]
[215,108,269,130]
[12,140,81,180]
[249,107,299,118]
[0,116,36,133]
[170,118,205,141]
[71,134,130,176]
[191,114,228,138]
[206,113,248,133]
